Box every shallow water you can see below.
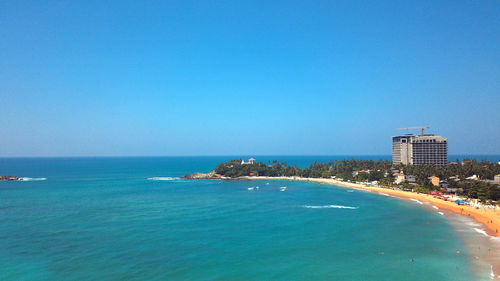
[0,157,494,280]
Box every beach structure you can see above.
[392,129,448,166]
[455,199,470,205]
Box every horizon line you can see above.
[0,154,499,159]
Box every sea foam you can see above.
[473,228,489,237]
[147,177,180,181]
[410,199,424,205]
[379,193,395,197]
[19,177,47,181]
[303,205,358,209]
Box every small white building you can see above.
[241,158,256,165]
[394,173,405,184]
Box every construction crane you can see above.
[396,126,430,136]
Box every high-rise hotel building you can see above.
[392,134,448,166]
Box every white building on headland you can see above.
[392,134,448,166]
[241,158,256,165]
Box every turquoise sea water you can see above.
[0,157,497,281]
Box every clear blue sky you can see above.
[1,0,499,156]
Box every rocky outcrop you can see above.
[182,172,234,180]
[0,176,21,181]
[183,172,219,179]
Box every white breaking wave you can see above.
[410,199,424,205]
[432,206,439,210]
[379,193,394,197]
[147,177,180,181]
[303,205,358,209]
[473,228,489,237]
[19,177,47,181]
[438,212,444,216]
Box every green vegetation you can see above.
[214,159,500,202]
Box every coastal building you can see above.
[392,134,448,166]
[241,158,256,165]
[393,173,405,184]
[428,176,440,186]
[482,175,500,186]
[466,175,479,180]
[405,175,417,184]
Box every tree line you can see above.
[214,159,500,202]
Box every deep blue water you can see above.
[0,157,496,280]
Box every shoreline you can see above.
[240,176,500,237]
[239,175,500,279]
[240,175,500,280]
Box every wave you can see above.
[432,206,439,210]
[410,199,424,205]
[303,205,358,209]
[379,193,394,197]
[19,177,47,181]
[438,212,444,216]
[473,228,489,237]
[147,177,180,181]
[465,221,482,227]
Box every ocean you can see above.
[0,156,498,281]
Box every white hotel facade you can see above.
[392,134,448,166]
